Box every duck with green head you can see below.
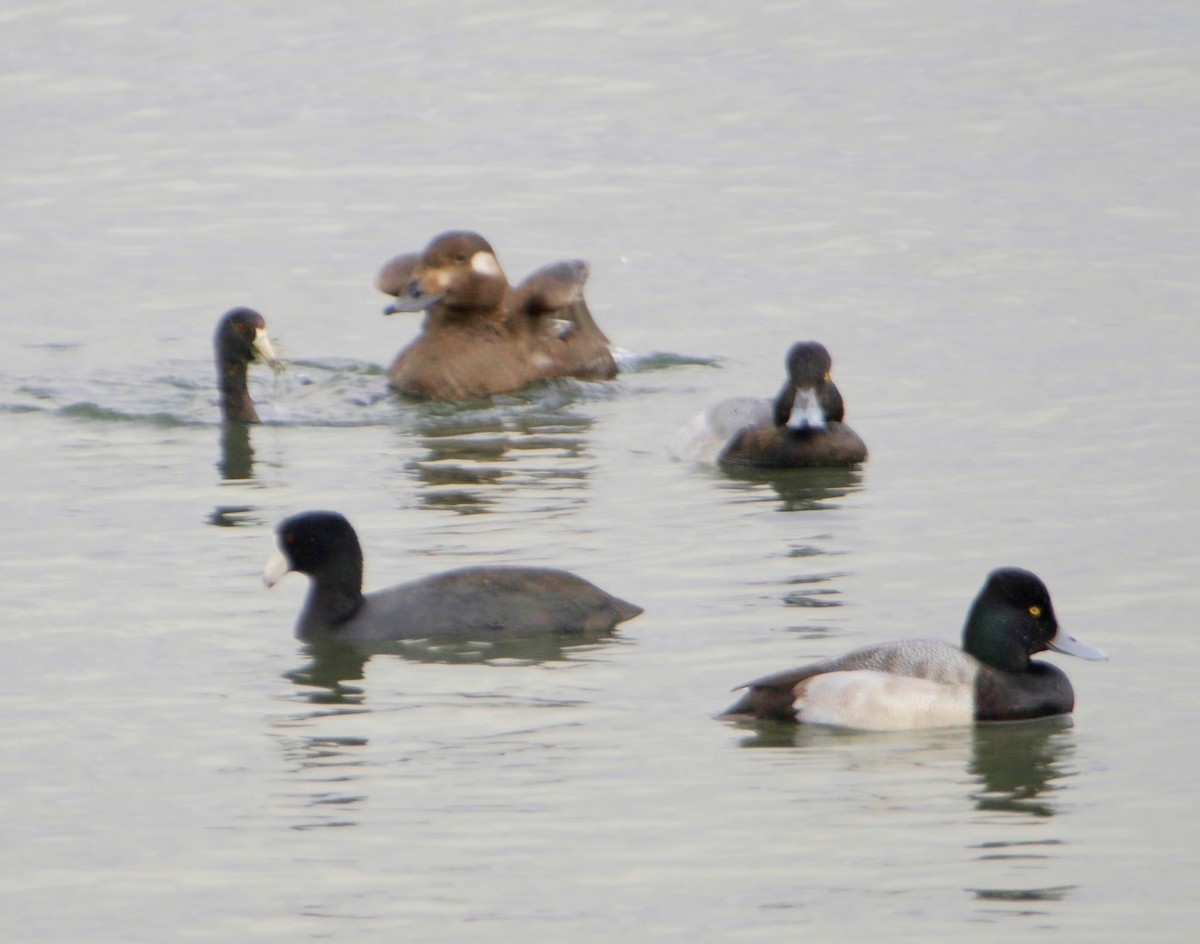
[723,567,1106,729]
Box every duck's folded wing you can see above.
[511,259,617,380]
[513,259,590,315]
[360,566,640,640]
[669,398,773,464]
[723,640,976,720]
[721,662,834,721]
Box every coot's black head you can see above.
[264,510,364,592]
[215,307,277,423]
[215,307,276,367]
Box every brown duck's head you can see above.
[380,231,508,317]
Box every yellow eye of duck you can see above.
[823,372,831,382]
[1028,605,1042,617]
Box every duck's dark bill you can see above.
[383,294,438,315]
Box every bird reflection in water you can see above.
[969,716,1075,817]
[209,423,261,527]
[968,720,1078,907]
[201,420,260,526]
[284,633,619,705]
[218,421,255,481]
[717,466,865,513]
[728,712,1081,908]
[403,398,596,513]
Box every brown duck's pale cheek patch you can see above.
[470,251,502,277]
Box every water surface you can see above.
[2,1,1199,941]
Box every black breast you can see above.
[974,662,1075,721]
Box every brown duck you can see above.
[377,231,619,400]
[671,341,868,468]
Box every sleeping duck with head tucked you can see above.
[376,231,620,400]
[671,341,868,468]
[722,567,1106,729]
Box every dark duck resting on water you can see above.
[671,341,867,467]
[723,567,1106,729]
[264,511,643,643]
[214,307,278,423]
[376,230,620,400]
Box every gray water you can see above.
[3,1,1199,941]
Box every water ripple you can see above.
[1,348,699,430]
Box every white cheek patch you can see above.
[795,670,975,730]
[470,251,502,277]
[431,270,452,291]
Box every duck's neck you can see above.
[424,282,513,334]
[426,308,513,339]
[297,556,366,638]
[963,607,1034,673]
[821,384,845,424]
[218,356,259,423]
[770,380,846,429]
[299,585,364,638]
